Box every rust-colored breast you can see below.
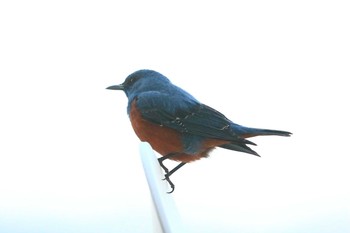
[129,100,184,156]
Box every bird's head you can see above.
[106,69,171,98]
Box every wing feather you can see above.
[136,93,255,145]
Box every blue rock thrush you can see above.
[107,69,291,193]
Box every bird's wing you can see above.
[136,92,255,145]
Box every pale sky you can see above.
[0,1,349,232]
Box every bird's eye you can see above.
[123,77,134,86]
[125,76,140,86]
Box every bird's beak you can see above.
[106,84,124,90]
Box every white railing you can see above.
[139,142,186,233]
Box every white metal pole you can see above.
[139,142,186,233]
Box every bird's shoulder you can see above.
[135,89,199,115]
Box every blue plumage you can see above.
[108,69,291,157]
[107,69,292,193]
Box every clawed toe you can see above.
[157,155,186,194]
[163,174,175,193]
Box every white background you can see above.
[0,1,349,232]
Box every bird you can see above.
[107,69,291,193]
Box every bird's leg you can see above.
[158,153,176,174]
[158,153,187,193]
[165,162,186,178]
[163,162,186,194]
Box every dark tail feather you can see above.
[219,143,260,157]
[219,125,291,156]
[233,125,292,138]
[218,125,291,156]
[246,128,292,137]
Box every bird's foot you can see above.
[162,162,186,194]
[158,154,186,194]
[163,174,175,194]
